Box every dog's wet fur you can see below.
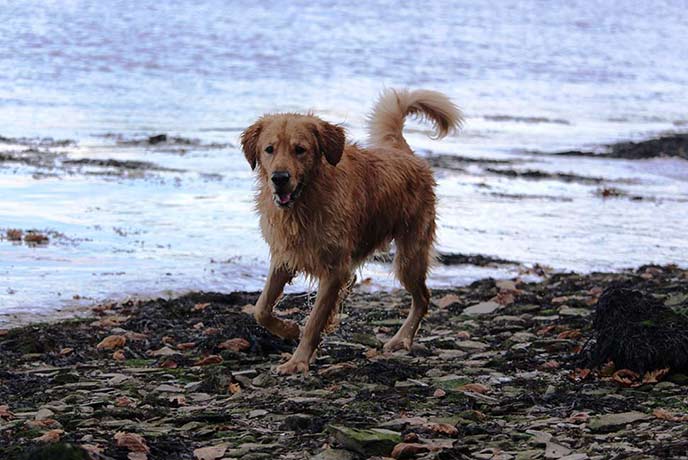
[241,89,463,374]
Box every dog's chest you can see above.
[259,209,341,275]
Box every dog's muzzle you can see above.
[274,182,304,208]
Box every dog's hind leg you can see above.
[254,262,300,340]
[384,233,433,352]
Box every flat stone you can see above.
[311,449,357,460]
[496,280,518,290]
[154,384,184,393]
[463,301,502,316]
[329,425,401,456]
[588,411,651,433]
[35,408,54,420]
[456,340,489,351]
[558,306,590,317]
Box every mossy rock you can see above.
[19,443,87,460]
[329,425,401,456]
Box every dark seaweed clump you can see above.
[587,287,688,373]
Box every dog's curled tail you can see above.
[367,88,463,151]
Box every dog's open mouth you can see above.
[274,182,304,208]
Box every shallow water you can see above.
[1,0,687,323]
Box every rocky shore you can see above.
[2,265,688,459]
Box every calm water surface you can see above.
[1,0,687,323]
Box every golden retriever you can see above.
[241,89,463,374]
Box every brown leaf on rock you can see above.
[536,325,556,336]
[556,329,582,340]
[425,422,459,436]
[567,412,590,423]
[433,388,446,398]
[59,347,74,356]
[124,331,148,341]
[115,396,136,408]
[168,395,187,406]
[114,432,150,453]
[0,405,14,420]
[643,368,670,384]
[25,419,60,429]
[193,444,228,460]
[364,348,380,359]
[492,290,516,306]
[203,327,222,336]
[653,408,688,422]
[612,369,640,387]
[177,342,196,350]
[195,355,223,366]
[460,383,490,394]
[542,360,560,369]
[34,429,64,443]
[96,334,126,350]
[228,382,241,394]
[192,302,211,312]
[113,350,126,361]
[159,359,178,369]
[218,337,250,352]
[317,362,357,377]
[436,293,460,309]
[568,368,591,382]
[391,443,431,459]
[456,330,471,340]
[92,315,129,328]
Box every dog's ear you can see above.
[314,120,345,166]
[240,120,263,170]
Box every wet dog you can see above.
[241,89,463,374]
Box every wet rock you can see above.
[311,448,357,460]
[588,411,651,433]
[329,425,402,456]
[455,340,489,351]
[281,413,324,433]
[585,287,688,373]
[606,133,688,160]
[463,301,502,316]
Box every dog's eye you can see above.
[265,146,274,154]
[294,145,306,155]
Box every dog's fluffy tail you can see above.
[367,88,463,151]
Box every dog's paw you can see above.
[383,336,413,353]
[276,358,309,375]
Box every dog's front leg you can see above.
[276,269,348,375]
[254,262,300,340]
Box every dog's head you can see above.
[241,114,345,209]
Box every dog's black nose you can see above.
[271,171,290,187]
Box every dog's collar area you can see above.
[274,182,304,208]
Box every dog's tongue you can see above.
[278,192,291,204]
